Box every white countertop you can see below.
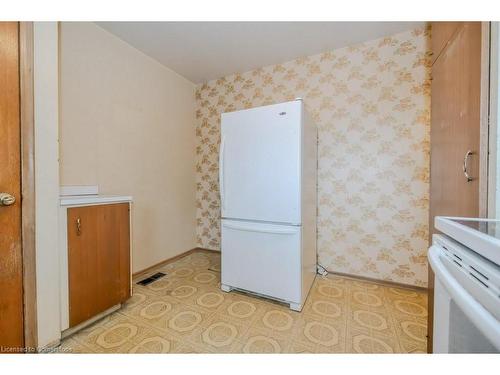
[60,195,133,206]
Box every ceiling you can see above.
[97,22,424,84]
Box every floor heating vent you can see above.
[136,272,166,286]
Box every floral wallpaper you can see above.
[195,27,431,287]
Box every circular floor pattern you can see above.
[147,278,175,291]
[171,285,197,298]
[202,322,238,347]
[243,336,281,353]
[168,311,202,332]
[311,300,341,318]
[139,301,172,319]
[191,257,210,268]
[96,323,138,348]
[389,287,418,298]
[193,272,217,284]
[303,322,338,346]
[262,310,294,331]
[172,268,194,278]
[196,292,224,308]
[353,281,379,290]
[352,334,393,353]
[353,310,388,330]
[317,284,343,298]
[394,300,427,317]
[125,292,146,307]
[401,321,427,342]
[227,301,257,319]
[129,337,171,353]
[353,291,382,307]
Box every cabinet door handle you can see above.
[76,217,81,236]
[463,150,474,182]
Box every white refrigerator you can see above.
[219,99,317,311]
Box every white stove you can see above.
[429,217,500,353]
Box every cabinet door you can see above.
[430,22,481,233]
[431,22,461,65]
[106,203,131,302]
[68,203,130,327]
[428,22,483,353]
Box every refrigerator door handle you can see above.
[222,221,299,235]
[219,135,225,212]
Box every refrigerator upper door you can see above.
[220,100,302,224]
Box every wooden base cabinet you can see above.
[67,203,131,328]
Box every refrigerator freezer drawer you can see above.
[221,219,302,303]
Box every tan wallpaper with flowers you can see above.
[195,27,431,287]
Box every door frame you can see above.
[479,22,491,218]
[19,21,38,350]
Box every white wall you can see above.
[34,22,61,348]
[59,23,197,272]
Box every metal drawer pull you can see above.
[76,217,81,236]
[463,150,474,182]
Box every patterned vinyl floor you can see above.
[60,250,428,353]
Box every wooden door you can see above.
[430,22,482,227]
[430,22,460,64]
[428,21,483,353]
[68,203,130,327]
[0,22,24,352]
